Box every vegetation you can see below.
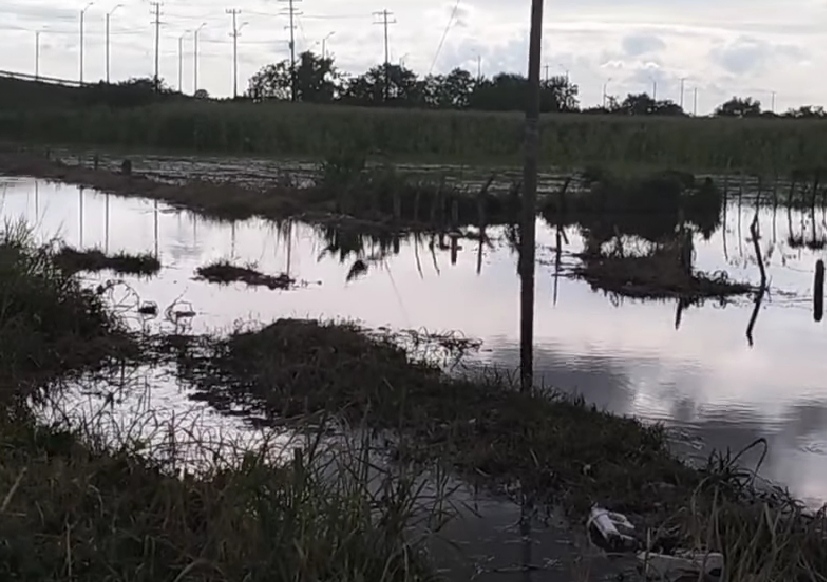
[55,247,161,276]
[195,259,295,289]
[0,219,445,582]
[173,318,827,580]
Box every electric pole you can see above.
[679,77,686,110]
[178,33,186,92]
[193,22,206,95]
[693,86,698,116]
[227,9,247,98]
[35,31,40,80]
[106,4,122,83]
[519,0,544,393]
[149,2,163,92]
[79,2,94,85]
[373,9,396,101]
[279,0,301,101]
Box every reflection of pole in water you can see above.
[553,228,562,306]
[413,233,424,278]
[153,199,159,258]
[519,491,534,582]
[476,227,485,275]
[105,193,110,253]
[450,234,458,266]
[78,186,84,247]
[230,221,236,259]
[286,221,292,277]
[815,259,824,323]
[34,181,39,217]
[722,177,728,262]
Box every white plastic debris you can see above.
[638,550,723,581]
[587,503,638,552]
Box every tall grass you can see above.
[0,217,448,582]
[3,100,827,172]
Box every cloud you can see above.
[0,0,824,111]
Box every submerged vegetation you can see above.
[195,259,295,290]
[0,220,447,582]
[172,318,827,581]
[55,246,161,276]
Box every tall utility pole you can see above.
[693,86,698,116]
[321,31,334,59]
[193,22,206,94]
[35,31,40,80]
[279,0,301,101]
[771,90,776,113]
[650,78,657,100]
[373,9,396,101]
[79,2,94,84]
[227,9,247,98]
[679,77,687,109]
[106,4,122,84]
[519,0,544,393]
[177,32,186,92]
[476,53,481,83]
[150,2,163,92]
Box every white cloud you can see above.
[0,0,824,112]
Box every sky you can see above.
[0,0,824,114]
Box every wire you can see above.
[429,0,461,75]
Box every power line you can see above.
[429,0,461,75]
[373,9,396,101]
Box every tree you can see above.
[784,105,827,119]
[194,88,209,99]
[342,63,424,105]
[467,72,578,112]
[612,93,684,116]
[715,97,761,118]
[247,51,338,102]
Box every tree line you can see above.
[244,50,827,119]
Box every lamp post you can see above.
[79,2,95,84]
[230,21,248,98]
[321,31,335,59]
[35,31,41,80]
[602,77,612,108]
[193,22,207,95]
[105,4,122,83]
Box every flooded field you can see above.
[2,174,825,514]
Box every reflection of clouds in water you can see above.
[4,178,827,503]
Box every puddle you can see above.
[3,173,827,579]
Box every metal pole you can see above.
[519,0,544,392]
[679,78,686,109]
[694,86,698,116]
[106,5,122,84]
[193,22,206,95]
[178,35,183,91]
[35,31,40,80]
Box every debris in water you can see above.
[587,503,638,552]
[638,550,723,581]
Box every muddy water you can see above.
[2,175,827,577]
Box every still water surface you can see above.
[2,176,826,509]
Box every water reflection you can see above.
[3,176,827,506]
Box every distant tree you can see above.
[194,88,209,99]
[612,93,684,116]
[784,105,827,119]
[715,97,761,118]
[247,51,338,102]
[421,67,475,108]
[342,63,423,105]
[467,72,578,112]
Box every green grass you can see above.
[0,218,445,582]
[170,317,827,581]
[195,259,295,289]
[2,100,827,173]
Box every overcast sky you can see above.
[0,0,823,114]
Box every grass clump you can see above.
[55,246,161,276]
[195,259,295,290]
[575,235,752,301]
[171,317,827,581]
[0,217,445,581]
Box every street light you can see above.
[79,2,94,84]
[321,31,335,59]
[193,22,207,95]
[106,4,123,83]
[35,31,41,80]
[178,31,189,92]
[679,77,687,109]
[557,63,569,84]
[602,77,612,108]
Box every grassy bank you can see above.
[172,318,827,580]
[0,221,441,581]
[2,100,827,172]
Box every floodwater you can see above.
[2,175,826,578]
